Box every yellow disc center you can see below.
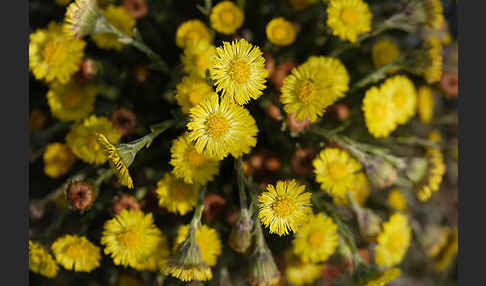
[43,40,67,65]
[119,230,140,249]
[206,114,230,139]
[273,26,288,40]
[172,182,191,201]
[297,81,315,103]
[272,197,295,217]
[188,91,203,106]
[194,54,209,70]
[387,233,405,251]
[393,91,407,108]
[62,89,83,109]
[221,10,235,24]
[187,148,206,167]
[65,244,84,258]
[89,135,100,152]
[230,59,251,84]
[328,162,348,180]
[308,231,324,247]
[341,8,359,25]
[372,104,386,120]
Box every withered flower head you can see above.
[110,107,137,136]
[66,181,97,211]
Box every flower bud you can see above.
[228,209,254,253]
[203,193,226,222]
[76,58,98,82]
[134,65,149,83]
[440,71,458,98]
[349,195,382,241]
[265,103,282,121]
[113,194,140,214]
[110,107,137,136]
[64,0,104,38]
[29,109,47,132]
[65,181,97,211]
[123,0,147,19]
[333,103,350,121]
[287,113,310,134]
[361,157,397,190]
[248,245,281,286]
[406,157,429,183]
[264,157,280,172]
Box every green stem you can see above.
[235,158,248,209]
[349,60,405,93]
[190,187,207,229]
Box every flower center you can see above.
[66,244,84,258]
[372,104,386,120]
[206,114,230,139]
[272,197,295,217]
[328,162,348,180]
[340,8,358,25]
[187,148,206,167]
[387,233,405,251]
[297,81,315,103]
[43,40,67,65]
[185,31,201,43]
[307,231,324,247]
[221,10,235,24]
[119,230,140,249]
[393,91,407,108]
[62,89,83,109]
[89,135,100,151]
[273,26,288,41]
[230,59,251,84]
[172,182,191,201]
[188,91,203,106]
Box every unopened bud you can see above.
[123,0,147,19]
[266,103,282,121]
[113,194,140,214]
[66,181,97,211]
[362,157,397,190]
[264,157,280,172]
[349,194,382,241]
[406,157,429,183]
[203,193,226,222]
[110,107,137,136]
[228,209,254,253]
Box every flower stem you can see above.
[235,158,248,210]
[190,186,207,230]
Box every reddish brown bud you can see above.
[204,193,226,221]
[291,148,316,177]
[333,103,350,121]
[113,194,140,214]
[66,181,96,211]
[123,0,147,19]
[134,65,149,83]
[265,157,281,172]
[110,107,137,136]
[266,103,282,121]
[250,153,265,170]
[263,53,276,78]
[272,62,296,90]
[287,113,310,133]
[440,70,459,98]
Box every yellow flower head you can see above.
[175,75,214,113]
[29,240,59,278]
[29,22,86,84]
[47,81,97,122]
[335,172,370,206]
[170,134,220,185]
[258,180,312,236]
[66,115,121,164]
[43,142,76,178]
[174,225,222,267]
[415,147,446,202]
[281,56,349,122]
[266,18,297,46]
[51,234,101,272]
[292,213,338,263]
[434,229,458,271]
[387,189,407,211]
[187,93,258,159]
[375,213,411,268]
[285,253,324,286]
[424,36,443,84]
[155,173,200,215]
[132,233,170,272]
[381,75,417,125]
[327,0,372,43]
[210,39,268,105]
[96,133,134,189]
[210,1,244,35]
[424,0,444,30]
[372,39,400,68]
[91,5,135,51]
[101,209,162,268]
[176,19,213,48]
[417,86,435,124]
[362,86,397,138]
[313,147,362,202]
[181,40,217,78]
[64,0,102,38]
[363,268,401,286]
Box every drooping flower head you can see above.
[29,240,59,278]
[374,213,411,268]
[258,180,312,236]
[415,147,446,202]
[266,18,297,46]
[51,234,101,272]
[64,0,102,38]
[187,93,259,160]
[181,40,217,78]
[327,0,372,43]
[423,36,443,83]
[155,173,200,215]
[66,115,121,164]
[210,39,268,105]
[43,142,76,178]
[363,268,401,286]
[424,0,444,30]
[417,86,435,124]
[29,22,86,84]
[96,133,134,189]
[101,209,162,268]
[175,75,214,113]
[47,81,97,122]
[174,225,223,267]
[91,5,136,51]
[210,1,244,35]
[176,19,213,48]
[170,134,220,185]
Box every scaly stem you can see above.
[190,186,207,230]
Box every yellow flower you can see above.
[313,147,362,203]
[258,180,312,236]
[96,133,133,189]
[424,36,443,84]
[428,129,442,143]
[335,172,369,206]
[415,147,446,202]
[281,56,349,122]
[170,134,220,185]
[29,240,59,278]
[66,115,121,164]
[363,268,401,286]
[132,234,170,272]
[43,142,76,178]
[381,75,417,125]
[292,213,339,263]
[210,1,244,35]
[181,41,217,78]
[434,229,458,271]
[327,0,372,43]
[387,189,407,211]
[285,252,324,286]
[64,0,102,38]
[175,75,214,113]
[417,86,435,124]
[425,0,444,30]
[187,93,258,159]
[375,213,411,268]
[47,81,97,122]
[101,209,162,268]
[209,39,268,105]
[155,173,200,215]
[29,22,86,84]
[51,234,101,272]
[266,18,296,46]
[174,225,222,267]
[362,86,397,138]
[91,5,135,51]
[372,39,400,68]
[176,19,213,48]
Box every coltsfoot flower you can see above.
[175,75,214,114]
[47,81,97,122]
[327,0,372,43]
[417,86,435,124]
[29,240,59,278]
[381,75,417,125]
[51,234,101,272]
[374,213,411,268]
[174,225,223,267]
[423,36,443,83]
[155,173,200,215]
[132,234,170,272]
[415,147,446,202]
[372,39,400,68]
[176,19,213,48]
[43,142,76,178]
[210,1,244,35]
[387,189,407,212]
[181,41,217,78]
[266,18,296,46]
[285,252,324,286]
[362,86,397,138]
[363,268,401,286]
